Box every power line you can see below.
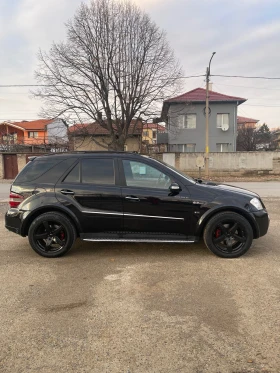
[213,74,280,80]
[243,104,280,107]
[0,75,206,88]
[2,74,280,88]
[214,82,280,91]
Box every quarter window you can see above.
[122,160,171,189]
[63,163,80,183]
[81,158,115,185]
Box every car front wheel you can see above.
[203,212,253,258]
[28,212,77,258]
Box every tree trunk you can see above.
[108,134,125,151]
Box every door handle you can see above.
[125,196,140,202]
[60,189,75,195]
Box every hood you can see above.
[216,183,259,198]
[195,180,259,198]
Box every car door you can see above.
[119,158,193,237]
[55,157,123,236]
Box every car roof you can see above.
[30,151,146,161]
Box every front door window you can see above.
[122,160,171,189]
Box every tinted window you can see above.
[39,158,78,183]
[123,160,171,189]
[81,158,115,185]
[15,159,60,183]
[15,158,78,184]
[63,163,80,183]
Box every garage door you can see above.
[3,154,18,179]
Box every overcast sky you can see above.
[0,0,279,128]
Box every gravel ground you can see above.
[0,198,279,373]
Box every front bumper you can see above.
[5,208,25,236]
[252,209,270,238]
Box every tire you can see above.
[203,212,253,258]
[28,212,77,258]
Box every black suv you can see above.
[5,152,269,258]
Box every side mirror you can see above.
[169,182,181,192]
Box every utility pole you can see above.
[205,52,216,178]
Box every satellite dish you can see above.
[221,123,229,131]
[196,156,205,168]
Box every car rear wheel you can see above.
[203,212,253,258]
[28,212,77,258]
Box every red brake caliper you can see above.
[215,228,221,238]
[60,231,65,241]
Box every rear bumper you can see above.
[252,209,269,238]
[5,208,25,236]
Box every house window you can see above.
[216,143,229,152]
[143,131,149,137]
[152,130,157,139]
[28,131,39,138]
[177,114,197,129]
[185,114,196,129]
[217,114,229,129]
[185,144,196,152]
[169,144,196,152]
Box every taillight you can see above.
[9,192,24,208]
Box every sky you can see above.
[0,0,280,128]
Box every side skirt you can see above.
[80,232,199,243]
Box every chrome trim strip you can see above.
[83,238,194,243]
[124,213,184,221]
[82,211,123,216]
[81,210,184,221]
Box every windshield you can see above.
[150,157,195,184]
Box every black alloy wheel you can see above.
[28,212,77,258]
[203,212,253,258]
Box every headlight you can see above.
[250,197,263,210]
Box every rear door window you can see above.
[81,158,115,185]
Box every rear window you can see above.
[15,158,77,184]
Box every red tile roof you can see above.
[143,123,166,132]
[237,116,259,124]
[164,88,247,104]
[3,119,53,131]
[69,120,143,136]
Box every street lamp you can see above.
[205,52,216,179]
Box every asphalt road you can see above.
[0,198,279,373]
[0,181,279,200]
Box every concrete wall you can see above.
[154,152,280,177]
[0,154,3,179]
[17,153,27,173]
[164,102,238,152]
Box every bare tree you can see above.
[236,127,257,151]
[34,0,183,150]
